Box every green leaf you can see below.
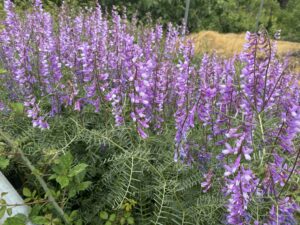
[124,203,132,212]
[10,103,24,115]
[0,206,6,219]
[31,216,48,224]
[52,166,61,176]
[29,205,42,217]
[24,198,31,203]
[124,212,131,218]
[68,189,76,198]
[55,190,61,198]
[48,174,57,180]
[69,210,78,220]
[77,181,92,191]
[60,152,73,170]
[1,192,8,197]
[7,208,12,216]
[0,157,9,169]
[104,221,112,225]
[3,214,27,225]
[120,217,126,225]
[32,169,42,177]
[75,220,83,225]
[127,217,135,225]
[53,152,73,175]
[69,163,88,177]
[99,211,108,220]
[0,68,7,74]
[108,213,116,222]
[56,176,69,188]
[22,188,31,197]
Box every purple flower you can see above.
[225,167,259,224]
[268,197,300,225]
[201,170,213,193]
[224,155,241,176]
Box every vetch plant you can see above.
[0,0,299,224]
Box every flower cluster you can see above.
[225,167,259,224]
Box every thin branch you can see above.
[183,0,191,35]
[0,129,69,224]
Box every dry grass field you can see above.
[189,31,300,72]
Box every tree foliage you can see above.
[3,0,300,41]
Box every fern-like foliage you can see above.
[0,109,226,225]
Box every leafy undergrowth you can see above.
[0,111,225,225]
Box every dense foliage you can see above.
[2,0,300,42]
[0,0,299,224]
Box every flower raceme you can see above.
[0,1,299,224]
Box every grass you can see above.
[189,31,300,72]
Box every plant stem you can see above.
[258,114,266,166]
[0,129,69,224]
[278,147,300,198]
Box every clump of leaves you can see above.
[49,152,91,198]
[99,199,137,225]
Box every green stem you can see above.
[258,114,266,166]
[0,129,69,224]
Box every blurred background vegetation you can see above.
[1,0,299,42]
